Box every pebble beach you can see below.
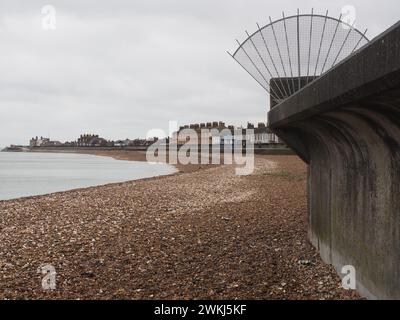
[0,151,359,300]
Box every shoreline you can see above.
[0,150,179,203]
[0,148,226,203]
[24,148,219,175]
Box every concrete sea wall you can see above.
[268,21,400,299]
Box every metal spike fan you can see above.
[228,9,369,106]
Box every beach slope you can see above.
[0,155,358,299]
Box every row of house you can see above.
[29,122,281,149]
[173,122,281,146]
[246,123,280,145]
[30,134,158,148]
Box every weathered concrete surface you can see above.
[268,21,400,299]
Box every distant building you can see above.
[30,136,50,147]
[43,140,62,147]
[172,121,283,146]
[253,123,280,144]
[146,137,159,145]
[30,136,65,147]
[133,139,146,146]
[77,134,108,147]
[77,134,97,147]
[115,139,136,147]
[64,141,77,147]
[174,121,233,145]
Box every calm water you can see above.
[0,152,177,201]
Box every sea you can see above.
[0,152,177,201]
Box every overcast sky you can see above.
[0,0,398,147]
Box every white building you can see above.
[30,136,50,147]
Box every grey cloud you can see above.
[0,0,399,147]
